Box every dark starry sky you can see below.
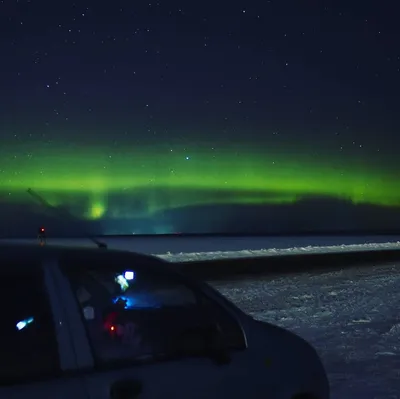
[1,0,400,233]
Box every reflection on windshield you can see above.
[16,317,34,331]
[76,268,196,310]
[69,266,203,363]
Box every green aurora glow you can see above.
[0,146,399,219]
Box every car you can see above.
[0,242,329,399]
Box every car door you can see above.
[0,255,87,399]
[57,251,268,399]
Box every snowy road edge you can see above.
[156,241,400,262]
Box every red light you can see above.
[41,228,45,232]
[110,325,115,331]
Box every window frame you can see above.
[58,251,248,372]
[0,256,76,387]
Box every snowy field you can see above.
[158,241,400,262]
[2,235,400,261]
[211,263,400,399]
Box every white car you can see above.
[0,242,329,399]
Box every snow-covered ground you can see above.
[210,263,400,399]
[2,236,400,261]
[158,241,400,262]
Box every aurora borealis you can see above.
[1,142,399,220]
[1,1,400,234]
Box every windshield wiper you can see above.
[26,188,107,249]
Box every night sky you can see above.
[1,0,400,234]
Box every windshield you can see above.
[1,2,399,236]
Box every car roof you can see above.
[0,241,167,269]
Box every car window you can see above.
[0,264,60,385]
[62,257,246,367]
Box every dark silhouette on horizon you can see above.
[1,194,400,237]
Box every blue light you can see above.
[16,317,34,331]
[113,296,135,309]
[112,294,161,309]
